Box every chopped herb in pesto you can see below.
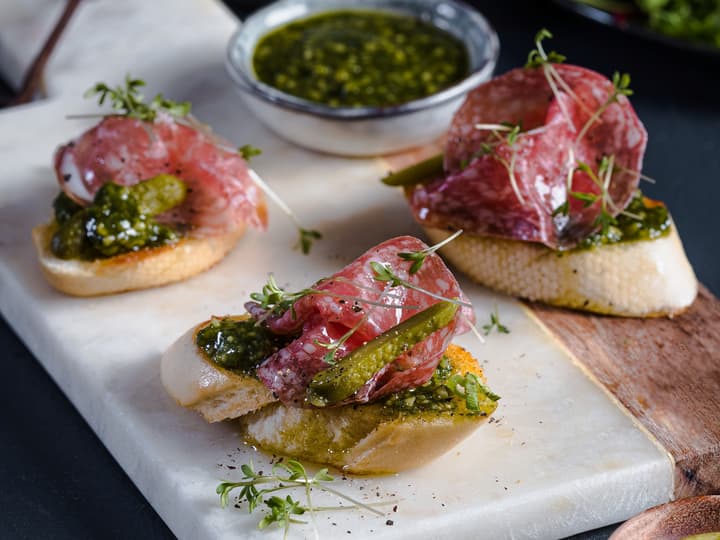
[384,356,499,414]
[50,174,187,260]
[195,317,291,375]
[575,192,671,250]
[253,10,469,108]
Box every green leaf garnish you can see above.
[525,29,567,69]
[482,306,510,336]
[84,75,190,122]
[258,496,306,532]
[249,274,318,320]
[472,122,526,205]
[552,200,569,217]
[397,229,463,274]
[217,459,391,536]
[238,144,263,161]
[370,261,473,310]
[297,228,322,255]
[574,71,634,145]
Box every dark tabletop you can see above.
[1,1,717,539]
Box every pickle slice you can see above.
[307,301,459,407]
[381,154,444,187]
[131,174,187,216]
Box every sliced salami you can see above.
[54,113,267,236]
[409,64,647,249]
[251,236,474,406]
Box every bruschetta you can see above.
[33,78,266,296]
[382,32,697,317]
[161,236,498,473]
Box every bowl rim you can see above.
[225,0,500,120]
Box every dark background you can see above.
[1,1,717,539]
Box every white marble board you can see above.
[0,1,673,538]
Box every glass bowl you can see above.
[225,0,499,156]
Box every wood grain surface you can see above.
[527,286,720,498]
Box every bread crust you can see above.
[240,345,496,474]
[32,222,245,296]
[424,224,697,318]
[160,316,275,422]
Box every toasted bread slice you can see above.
[161,316,275,422]
[424,223,697,317]
[240,344,497,475]
[32,222,245,296]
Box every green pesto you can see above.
[383,356,498,415]
[253,10,469,108]
[575,192,672,250]
[195,317,291,376]
[306,301,459,407]
[50,175,187,260]
[244,355,498,462]
[52,193,83,225]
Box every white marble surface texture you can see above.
[0,1,673,538]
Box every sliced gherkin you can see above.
[307,301,458,407]
[130,174,187,216]
[381,154,444,187]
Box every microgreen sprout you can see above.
[315,310,373,365]
[574,71,633,145]
[249,274,421,323]
[525,29,567,68]
[470,122,526,205]
[217,460,391,539]
[82,76,190,122]
[525,29,596,128]
[553,154,645,240]
[249,274,319,320]
[247,169,322,255]
[525,29,575,128]
[299,228,323,255]
[482,306,510,336]
[370,261,473,310]
[397,229,464,274]
[239,144,263,161]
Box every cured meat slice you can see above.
[250,236,474,406]
[54,113,267,236]
[409,65,647,249]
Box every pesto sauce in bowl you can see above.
[252,10,469,108]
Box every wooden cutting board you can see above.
[384,146,720,500]
[527,286,720,498]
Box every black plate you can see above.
[555,0,720,57]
